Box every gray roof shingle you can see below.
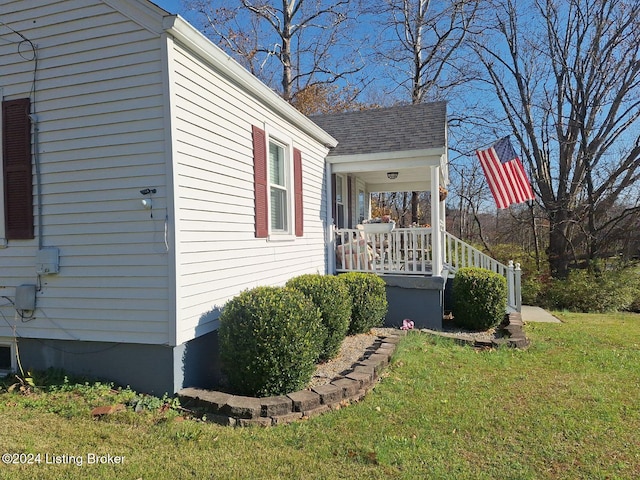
[311,101,447,157]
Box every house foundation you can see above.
[382,275,445,330]
[15,329,224,395]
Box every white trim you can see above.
[326,163,335,274]
[0,87,5,247]
[162,16,338,149]
[366,181,430,192]
[162,33,179,346]
[330,156,442,174]
[327,147,446,165]
[334,174,346,228]
[430,165,443,277]
[264,124,296,241]
[101,0,166,34]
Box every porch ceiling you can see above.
[329,148,446,192]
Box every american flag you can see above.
[476,137,535,209]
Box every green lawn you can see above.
[1,312,639,479]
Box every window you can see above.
[0,342,15,375]
[252,125,303,239]
[269,140,288,232]
[358,189,366,224]
[335,174,345,228]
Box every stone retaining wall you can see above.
[178,333,404,427]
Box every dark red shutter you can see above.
[2,98,33,240]
[293,148,303,237]
[252,125,268,238]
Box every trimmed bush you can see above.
[286,274,352,361]
[452,267,507,330]
[339,272,388,334]
[218,286,326,397]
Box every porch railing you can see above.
[333,227,522,312]
[335,227,433,275]
[444,232,522,312]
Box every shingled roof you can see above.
[311,101,447,157]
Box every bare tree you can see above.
[471,0,640,277]
[189,0,366,108]
[371,0,480,104]
[367,0,480,223]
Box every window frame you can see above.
[264,126,295,241]
[0,339,16,375]
[335,174,346,229]
[358,188,366,224]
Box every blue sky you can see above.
[152,0,183,15]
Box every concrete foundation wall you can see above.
[16,329,223,395]
[383,275,445,330]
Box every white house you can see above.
[0,0,520,394]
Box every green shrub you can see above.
[339,272,388,334]
[545,266,640,313]
[452,267,507,330]
[521,274,549,306]
[286,274,351,361]
[218,286,326,397]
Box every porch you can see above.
[335,226,522,315]
[312,103,521,329]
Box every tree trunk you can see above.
[411,191,419,224]
[547,210,573,278]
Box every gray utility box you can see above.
[15,284,36,310]
[36,247,59,275]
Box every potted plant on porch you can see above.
[362,215,395,234]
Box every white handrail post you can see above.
[507,260,515,309]
[515,262,522,312]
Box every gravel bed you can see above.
[308,328,397,388]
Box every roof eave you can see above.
[162,15,338,149]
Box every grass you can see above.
[1,312,639,479]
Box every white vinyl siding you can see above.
[0,0,170,344]
[169,39,330,344]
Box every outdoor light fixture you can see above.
[387,172,398,180]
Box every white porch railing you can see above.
[335,227,434,274]
[444,232,522,312]
[333,227,522,312]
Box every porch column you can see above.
[326,162,336,275]
[430,165,443,276]
[440,186,446,270]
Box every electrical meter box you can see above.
[36,247,59,275]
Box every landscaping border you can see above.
[178,332,405,427]
[178,314,528,427]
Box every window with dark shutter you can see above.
[253,124,302,239]
[2,98,33,240]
